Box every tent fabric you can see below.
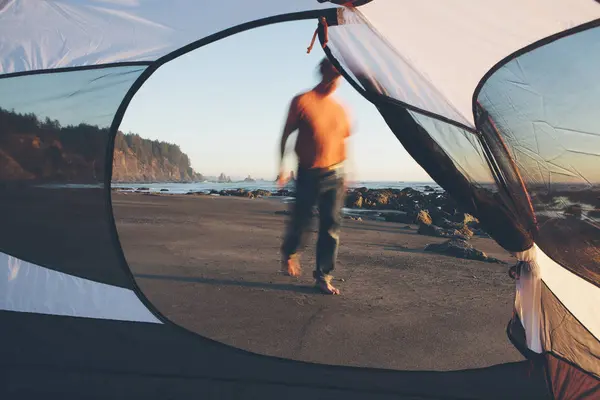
[545,354,600,399]
[0,0,341,75]
[1,311,551,399]
[322,3,600,393]
[513,245,600,375]
[476,25,600,286]
[1,0,599,398]
[357,0,600,127]
[327,7,472,130]
[0,251,160,322]
[0,66,145,287]
[324,27,535,253]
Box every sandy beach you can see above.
[112,191,524,373]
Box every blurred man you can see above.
[277,58,351,295]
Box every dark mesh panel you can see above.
[545,354,600,400]
[0,66,145,287]
[477,26,600,286]
[375,103,532,252]
[540,282,600,381]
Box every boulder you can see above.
[383,212,413,224]
[415,210,432,225]
[424,239,505,264]
[252,189,272,197]
[458,224,474,239]
[564,204,583,218]
[418,223,468,240]
[346,191,363,208]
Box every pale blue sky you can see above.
[119,20,432,182]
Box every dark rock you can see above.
[274,189,292,197]
[252,189,272,197]
[436,218,464,230]
[564,204,583,218]
[418,223,468,240]
[160,188,169,192]
[185,191,206,196]
[382,212,414,224]
[424,239,505,264]
[344,216,362,221]
[346,191,363,208]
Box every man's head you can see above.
[317,58,342,93]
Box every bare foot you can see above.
[281,256,301,277]
[315,280,340,295]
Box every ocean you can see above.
[111,180,443,194]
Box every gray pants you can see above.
[281,166,345,283]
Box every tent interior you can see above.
[1,1,599,399]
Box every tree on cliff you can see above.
[0,107,203,183]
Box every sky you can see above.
[118,20,432,182]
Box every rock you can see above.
[424,185,435,192]
[274,189,292,197]
[383,212,413,224]
[160,188,169,192]
[418,223,468,240]
[436,218,464,230]
[252,189,272,197]
[564,204,583,218]
[344,216,362,221]
[364,190,393,209]
[185,191,206,196]
[458,224,474,239]
[346,191,363,208]
[415,210,432,225]
[424,239,505,264]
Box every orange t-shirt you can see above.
[289,90,351,169]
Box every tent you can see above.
[1,0,598,398]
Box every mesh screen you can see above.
[0,66,145,287]
[477,26,600,286]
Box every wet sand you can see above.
[113,192,523,372]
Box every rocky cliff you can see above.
[111,132,203,183]
[0,107,203,183]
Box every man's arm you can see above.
[277,96,300,186]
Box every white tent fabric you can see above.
[515,244,600,377]
[0,251,160,322]
[0,0,338,75]
[358,0,600,127]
